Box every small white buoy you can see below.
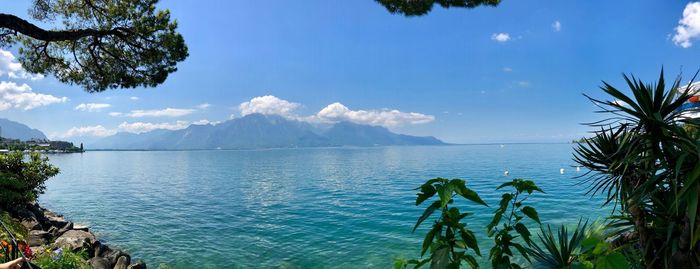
[576,166,581,172]
[560,168,565,174]
[504,170,510,176]
[500,144,505,148]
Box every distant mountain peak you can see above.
[0,118,47,141]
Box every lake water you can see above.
[39,144,607,268]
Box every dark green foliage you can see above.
[398,178,487,269]
[487,179,542,269]
[375,0,500,16]
[574,69,700,267]
[527,220,588,268]
[0,151,59,209]
[1,0,188,92]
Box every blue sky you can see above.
[1,1,700,143]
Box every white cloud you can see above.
[0,81,67,110]
[552,20,561,32]
[491,33,511,42]
[123,108,196,118]
[118,121,190,134]
[108,112,123,117]
[517,81,531,87]
[503,67,513,72]
[237,95,435,128]
[311,102,434,127]
[74,103,111,112]
[130,96,139,101]
[192,119,221,125]
[673,2,700,48]
[0,49,43,80]
[239,95,300,117]
[60,125,117,138]
[197,103,211,110]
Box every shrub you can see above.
[0,151,59,209]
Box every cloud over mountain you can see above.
[239,95,300,117]
[238,95,435,128]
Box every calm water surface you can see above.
[40,144,606,268]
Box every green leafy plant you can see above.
[397,178,488,269]
[527,220,588,268]
[33,248,91,269]
[487,178,543,269]
[0,151,59,209]
[574,69,700,267]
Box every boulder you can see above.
[12,207,41,231]
[57,222,74,236]
[127,260,147,269]
[89,257,112,269]
[46,215,68,228]
[102,248,129,266]
[73,224,89,232]
[114,255,131,269]
[91,240,104,258]
[26,230,50,247]
[20,218,41,231]
[47,226,59,237]
[55,230,95,250]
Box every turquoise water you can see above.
[39,144,606,268]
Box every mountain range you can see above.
[89,113,445,149]
[0,118,47,140]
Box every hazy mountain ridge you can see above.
[89,113,445,150]
[0,118,48,140]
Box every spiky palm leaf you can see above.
[573,69,700,267]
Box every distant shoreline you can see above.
[83,142,573,152]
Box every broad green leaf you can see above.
[453,179,488,206]
[499,193,513,210]
[521,206,541,224]
[414,201,441,232]
[416,184,437,205]
[437,185,453,208]
[595,252,630,269]
[430,247,450,269]
[496,181,514,190]
[463,255,478,269]
[514,223,531,243]
[487,209,504,234]
[422,224,441,256]
[459,228,480,256]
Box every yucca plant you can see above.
[527,220,588,268]
[574,69,700,268]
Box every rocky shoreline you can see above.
[9,203,146,269]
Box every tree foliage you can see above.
[375,0,501,16]
[574,69,700,268]
[0,0,188,92]
[0,151,59,209]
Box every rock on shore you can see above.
[9,203,147,269]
